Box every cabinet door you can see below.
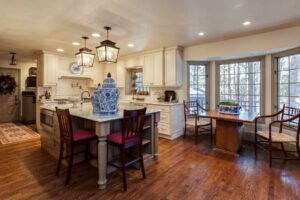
[116,61,126,87]
[153,52,163,86]
[143,55,153,86]
[164,50,176,86]
[44,54,58,86]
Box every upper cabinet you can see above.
[143,50,164,86]
[37,51,104,87]
[164,47,183,87]
[37,53,58,86]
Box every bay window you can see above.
[275,51,300,110]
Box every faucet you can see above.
[81,91,91,102]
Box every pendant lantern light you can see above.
[96,26,120,63]
[75,36,95,68]
[9,52,17,65]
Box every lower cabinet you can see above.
[131,102,185,140]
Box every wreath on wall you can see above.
[0,75,17,95]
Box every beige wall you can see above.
[0,59,36,91]
[182,25,300,140]
[183,25,300,116]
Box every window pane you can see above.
[188,64,207,108]
[277,53,300,110]
[219,60,261,114]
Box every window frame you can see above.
[215,56,265,115]
[187,61,210,109]
[272,47,300,113]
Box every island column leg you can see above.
[95,122,110,190]
[153,113,160,160]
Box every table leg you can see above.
[215,119,244,155]
[95,122,110,190]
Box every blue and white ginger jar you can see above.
[92,73,119,114]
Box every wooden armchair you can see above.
[254,105,300,167]
[183,100,213,145]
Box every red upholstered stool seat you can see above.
[107,132,140,144]
[73,130,97,142]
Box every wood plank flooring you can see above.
[1,134,300,200]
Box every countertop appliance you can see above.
[26,76,36,88]
[164,90,176,102]
[22,91,36,124]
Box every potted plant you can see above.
[218,101,241,114]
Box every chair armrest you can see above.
[254,109,283,133]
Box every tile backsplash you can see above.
[38,79,93,100]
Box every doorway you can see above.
[0,68,20,123]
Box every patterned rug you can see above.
[0,123,40,145]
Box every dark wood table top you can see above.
[197,110,259,123]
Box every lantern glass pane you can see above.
[82,52,94,67]
[106,46,119,62]
[96,46,106,62]
[76,52,94,67]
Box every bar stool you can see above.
[107,108,147,191]
[55,107,97,186]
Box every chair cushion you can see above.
[107,132,140,145]
[186,118,210,127]
[73,129,97,142]
[257,131,296,142]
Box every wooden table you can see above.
[198,110,258,155]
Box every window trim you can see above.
[272,47,300,113]
[215,56,266,115]
[187,61,210,109]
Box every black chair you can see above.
[107,108,147,191]
[55,107,97,186]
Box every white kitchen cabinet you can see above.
[116,60,126,87]
[143,54,154,86]
[164,47,183,87]
[37,53,58,86]
[143,51,163,86]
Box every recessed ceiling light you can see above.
[243,21,251,26]
[128,43,135,47]
[92,33,100,38]
[72,42,80,46]
[56,48,64,52]
[198,32,205,36]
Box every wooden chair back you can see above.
[280,104,300,132]
[183,100,206,122]
[121,108,147,144]
[55,107,74,143]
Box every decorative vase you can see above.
[91,73,119,114]
[218,102,241,115]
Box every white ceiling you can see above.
[0,0,300,61]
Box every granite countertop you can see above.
[40,103,161,123]
[119,99,183,106]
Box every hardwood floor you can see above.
[1,134,300,200]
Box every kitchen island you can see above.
[38,103,160,189]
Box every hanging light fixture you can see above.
[96,26,120,63]
[75,36,95,68]
[9,52,17,65]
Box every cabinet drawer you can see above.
[148,105,170,113]
[158,123,170,135]
[160,112,170,123]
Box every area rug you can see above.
[0,123,40,145]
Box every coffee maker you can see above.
[164,90,176,102]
